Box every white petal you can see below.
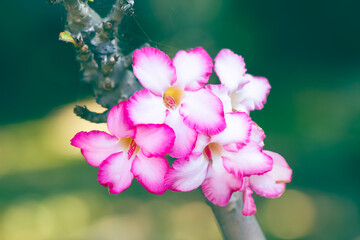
[180,89,226,135]
[211,112,252,148]
[249,122,266,147]
[202,153,242,207]
[173,47,213,91]
[71,131,120,167]
[241,178,257,216]
[214,49,247,92]
[165,109,197,158]
[127,89,168,125]
[107,101,135,139]
[193,134,211,153]
[249,151,291,198]
[97,152,134,194]
[133,47,176,96]
[250,174,286,198]
[135,124,175,157]
[223,142,273,177]
[206,84,233,113]
[166,153,209,192]
[263,150,292,183]
[131,152,169,194]
[232,74,271,113]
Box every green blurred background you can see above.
[0,0,359,239]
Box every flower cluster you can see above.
[71,47,292,215]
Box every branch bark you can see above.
[57,0,142,122]
[108,0,133,28]
[208,192,266,240]
[63,0,101,34]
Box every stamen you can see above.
[163,95,177,109]
[163,86,183,109]
[203,142,223,164]
[119,137,132,149]
[128,139,137,159]
[208,142,222,156]
[204,146,212,160]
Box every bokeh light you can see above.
[261,189,316,239]
[170,201,221,240]
[0,99,107,177]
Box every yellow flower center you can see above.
[203,142,222,163]
[163,86,183,110]
[119,137,140,159]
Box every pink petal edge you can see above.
[166,153,209,192]
[263,150,292,183]
[97,152,134,194]
[165,108,198,158]
[107,101,135,139]
[131,152,169,194]
[127,89,168,125]
[180,89,226,135]
[71,130,120,167]
[214,49,247,92]
[135,124,175,158]
[222,142,273,178]
[211,112,252,148]
[202,154,242,207]
[250,174,286,198]
[250,122,266,147]
[232,74,271,113]
[241,179,257,216]
[133,47,176,96]
[173,47,213,91]
[205,84,232,113]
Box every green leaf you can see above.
[59,32,76,45]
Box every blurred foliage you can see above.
[0,0,359,239]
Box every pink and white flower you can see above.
[128,47,226,158]
[70,45,292,215]
[239,123,293,215]
[166,112,273,206]
[241,151,293,215]
[213,49,271,114]
[71,101,175,194]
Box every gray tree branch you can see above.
[108,0,134,29]
[63,0,101,34]
[208,192,266,240]
[57,0,142,122]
